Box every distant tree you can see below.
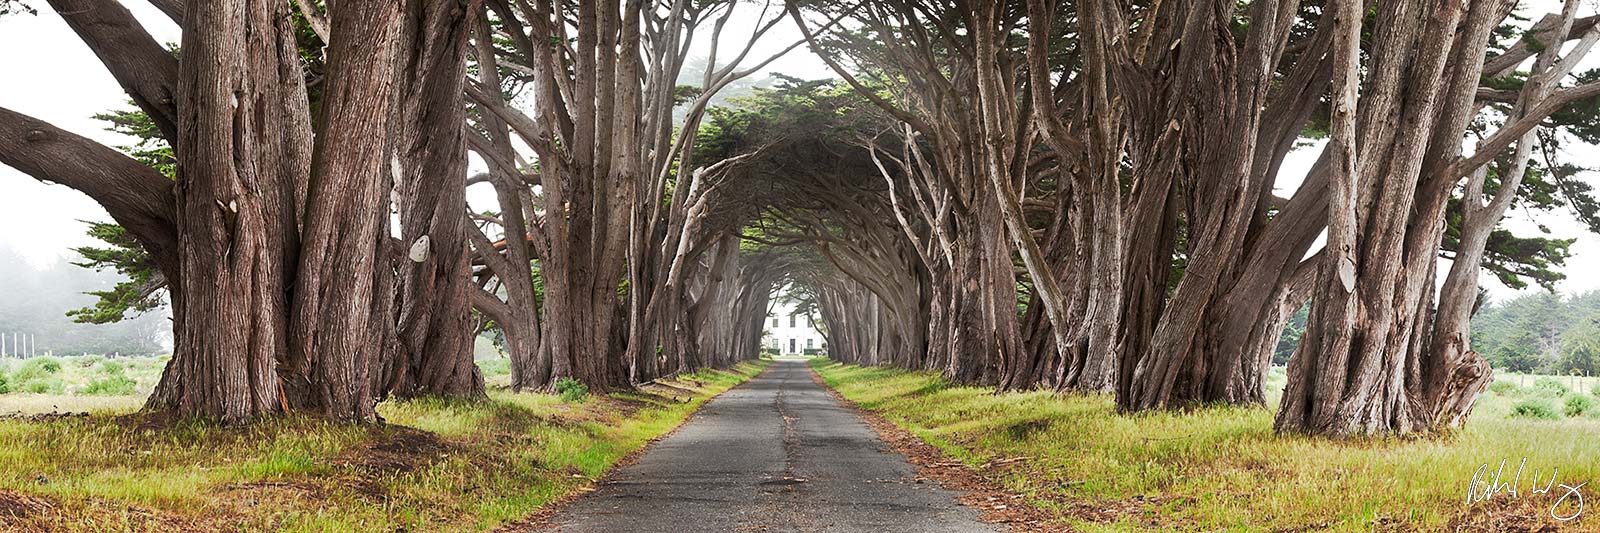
[1272,306,1309,367]
[1472,291,1589,372]
[1558,314,1600,375]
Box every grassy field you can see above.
[0,357,769,532]
[812,358,1600,532]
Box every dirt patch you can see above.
[0,490,211,532]
[602,391,680,419]
[1003,418,1051,441]
[809,367,1135,532]
[1446,496,1571,532]
[0,412,89,423]
[219,479,327,507]
[0,490,53,523]
[338,426,451,474]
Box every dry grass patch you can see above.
[811,358,1600,532]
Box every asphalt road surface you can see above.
[540,357,998,532]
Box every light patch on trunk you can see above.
[409,235,431,263]
[391,155,404,182]
[1338,256,1357,293]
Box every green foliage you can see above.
[1472,291,1600,372]
[1563,394,1595,418]
[70,106,174,324]
[1510,398,1561,420]
[6,357,67,394]
[78,360,139,395]
[1272,304,1309,366]
[21,377,64,394]
[92,107,175,178]
[1442,65,1600,293]
[81,374,138,396]
[554,377,589,403]
[0,369,9,394]
[12,357,62,383]
[1487,380,1521,396]
[67,222,166,324]
[1442,185,1575,292]
[1532,376,1571,397]
[97,359,126,375]
[478,358,511,379]
[1548,69,1600,147]
[0,356,166,399]
[1558,314,1600,375]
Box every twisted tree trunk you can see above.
[388,0,484,400]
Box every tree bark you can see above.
[283,0,407,420]
[387,0,485,400]
[157,0,314,421]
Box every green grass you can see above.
[810,358,1600,532]
[0,360,768,532]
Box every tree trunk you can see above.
[157,0,313,422]
[387,0,484,400]
[1276,0,1489,436]
[283,0,407,420]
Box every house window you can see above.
[789,315,796,327]
[806,315,813,327]
[772,317,779,327]
[789,339,796,353]
[806,339,814,350]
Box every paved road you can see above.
[541,358,997,532]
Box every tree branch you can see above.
[48,0,180,143]
[147,0,183,24]
[0,107,178,274]
[1450,82,1600,177]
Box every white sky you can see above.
[1,1,1596,304]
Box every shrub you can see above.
[97,359,126,375]
[0,369,9,394]
[1510,398,1561,420]
[1564,394,1595,418]
[478,358,511,378]
[81,374,138,396]
[1532,377,1571,397]
[554,377,588,402]
[20,377,64,395]
[11,357,62,383]
[1487,381,1521,396]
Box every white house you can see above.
[765,300,826,355]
